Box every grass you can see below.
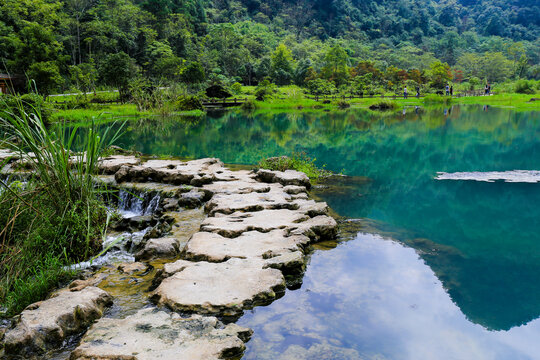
[0,94,122,316]
[258,153,333,182]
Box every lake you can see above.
[108,105,540,359]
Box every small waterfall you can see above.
[116,190,161,218]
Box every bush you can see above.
[0,93,52,124]
[241,99,259,110]
[231,82,243,95]
[369,100,397,111]
[255,80,276,101]
[258,153,333,181]
[514,80,536,94]
[337,100,351,109]
[175,95,204,111]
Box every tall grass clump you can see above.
[258,152,333,181]
[423,94,452,104]
[0,94,122,316]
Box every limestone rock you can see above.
[263,250,306,275]
[178,189,207,208]
[135,237,179,261]
[200,209,309,238]
[118,262,150,275]
[256,169,311,189]
[283,185,308,195]
[289,215,338,240]
[70,308,252,360]
[135,209,205,261]
[152,258,286,317]
[183,230,302,263]
[98,155,140,174]
[3,287,112,356]
[205,191,298,216]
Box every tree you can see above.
[321,45,349,86]
[179,62,206,84]
[99,52,138,99]
[28,61,63,96]
[270,44,295,85]
[429,61,453,88]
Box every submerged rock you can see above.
[3,287,112,356]
[151,258,286,318]
[70,308,252,360]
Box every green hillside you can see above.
[0,0,538,94]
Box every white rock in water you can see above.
[70,308,252,360]
[3,286,112,356]
[151,258,286,318]
[436,170,540,183]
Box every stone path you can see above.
[1,156,337,359]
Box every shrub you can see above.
[231,82,243,95]
[175,95,204,111]
[255,80,276,101]
[337,100,351,109]
[241,99,259,110]
[369,100,397,111]
[514,80,536,94]
[258,153,333,181]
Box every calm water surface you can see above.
[108,105,540,359]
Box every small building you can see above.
[0,74,24,95]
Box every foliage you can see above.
[514,80,537,94]
[307,79,337,96]
[0,0,538,96]
[0,95,123,316]
[255,79,276,101]
[175,95,203,111]
[99,52,139,99]
[258,153,333,181]
[424,94,453,104]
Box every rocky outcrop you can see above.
[151,258,286,318]
[256,169,311,189]
[98,155,141,174]
[3,287,112,356]
[70,308,252,360]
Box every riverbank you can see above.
[44,89,539,123]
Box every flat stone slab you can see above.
[200,209,309,238]
[3,287,112,356]
[183,230,308,263]
[205,190,299,216]
[70,308,252,360]
[98,155,141,174]
[289,215,339,240]
[152,258,286,317]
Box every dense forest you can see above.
[0,0,539,94]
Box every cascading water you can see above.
[116,190,161,218]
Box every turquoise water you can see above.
[109,105,540,358]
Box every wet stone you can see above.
[183,230,305,264]
[152,258,286,318]
[70,308,252,360]
[256,169,311,189]
[3,287,112,356]
[204,190,299,216]
[200,209,310,238]
[117,262,150,275]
